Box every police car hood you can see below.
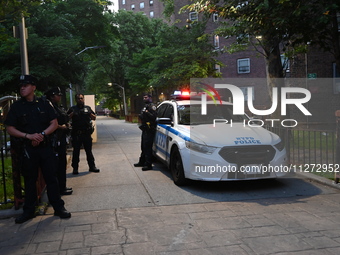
[181,123,280,147]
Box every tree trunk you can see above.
[262,38,285,120]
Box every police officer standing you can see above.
[5,75,71,224]
[45,87,72,196]
[134,94,157,171]
[67,93,100,175]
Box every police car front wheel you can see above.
[170,147,187,186]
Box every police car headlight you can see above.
[274,140,285,151]
[185,141,217,154]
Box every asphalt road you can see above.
[59,117,340,213]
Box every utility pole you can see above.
[19,15,29,75]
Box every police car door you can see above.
[154,103,173,162]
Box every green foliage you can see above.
[0,0,114,98]
[180,0,340,79]
[127,21,221,92]
[158,0,175,20]
[0,0,44,22]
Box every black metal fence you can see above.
[267,126,337,166]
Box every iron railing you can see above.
[267,126,337,166]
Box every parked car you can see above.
[153,91,288,185]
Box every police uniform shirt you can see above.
[5,97,57,134]
[68,105,94,131]
[141,103,157,126]
[53,103,68,126]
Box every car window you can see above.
[163,104,174,119]
[178,104,248,125]
[157,104,169,118]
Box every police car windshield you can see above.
[178,104,248,125]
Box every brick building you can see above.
[119,0,340,126]
[289,48,340,127]
[118,0,165,19]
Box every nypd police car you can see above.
[153,91,288,185]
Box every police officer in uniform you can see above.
[5,75,71,224]
[45,87,72,195]
[134,94,157,171]
[67,93,100,174]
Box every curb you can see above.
[295,171,340,190]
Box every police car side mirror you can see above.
[157,117,172,125]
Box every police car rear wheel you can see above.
[170,147,187,186]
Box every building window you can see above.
[215,64,221,73]
[214,35,219,48]
[140,2,144,9]
[150,11,154,18]
[131,4,135,10]
[237,58,250,74]
[189,12,198,22]
[122,0,125,5]
[281,54,290,73]
[150,0,153,6]
[213,13,218,22]
[333,63,340,94]
[236,34,249,45]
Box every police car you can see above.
[153,91,288,185]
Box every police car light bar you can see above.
[171,90,214,100]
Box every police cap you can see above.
[45,87,63,97]
[19,75,37,86]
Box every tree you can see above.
[0,0,43,22]
[179,1,315,96]
[0,0,114,99]
[87,11,159,102]
[127,21,221,93]
[88,9,221,108]
[153,1,334,103]
[300,0,340,73]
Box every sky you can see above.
[111,0,119,12]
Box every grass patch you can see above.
[290,130,335,150]
[0,156,15,209]
[311,171,335,180]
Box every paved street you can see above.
[1,116,340,254]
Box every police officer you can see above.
[45,87,72,196]
[67,93,100,174]
[134,94,157,171]
[5,75,71,224]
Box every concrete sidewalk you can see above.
[1,117,340,255]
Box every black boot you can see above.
[142,165,153,171]
[15,213,35,224]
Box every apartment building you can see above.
[119,0,164,19]
[119,0,340,125]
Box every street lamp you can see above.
[108,83,128,116]
[69,45,106,106]
[75,45,106,56]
